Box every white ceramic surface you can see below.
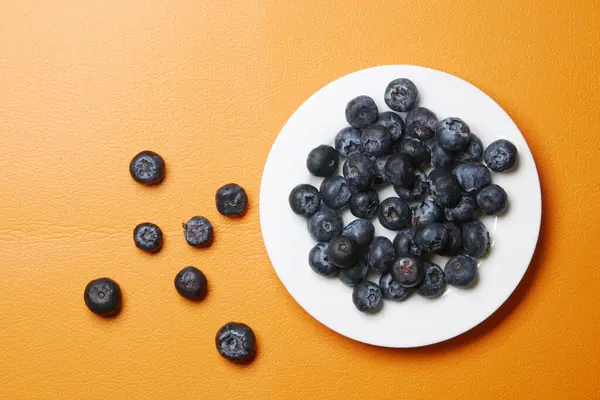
[260,65,541,348]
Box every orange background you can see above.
[1,1,599,399]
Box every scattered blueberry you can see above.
[375,111,405,141]
[437,117,470,151]
[319,176,352,210]
[367,236,395,273]
[477,184,508,215]
[371,155,389,185]
[384,78,418,112]
[414,223,448,253]
[378,197,411,230]
[343,153,375,191]
[309,242,339,277]
[441,222,462,256]
[346,95,378,128]
[216,183,248,217]
[391,256,424,287]
[406,122,435,142]
[484,139,518,172]
[327,235,360,268]
[417,262,446,298]
[84,277,122,317]
[334,127,362,157]
[405,106,438,131]
[361,124,393,156]
[215,322,257,363]
[133,222,163,253]
[393,228,422,257]
[445,255,478,287]
[339,256,369,286]
[352,281,383,313]
[428,168,453,183]
[394,171,427,202]
[411,199,443,227]
[396,137,431,167]
[342,219,375,247]
[289,184,322,218]
[129,150,165,185]
[379,273,410,301]
[461,220,490,258]
[349,189,379,219]
[384,153,415,187]
[429,141,453,169]
[307,207,344,242]
[183,216,213,248]
[444,195,477,222]
[307,145,339,177]
[174,266,207,301]
[454,133,483,164]
[453,162,491,194]
[429,173,461,208]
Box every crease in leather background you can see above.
[1,0,599,399]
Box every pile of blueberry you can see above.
[289,78,518,313]
[83,151,257,364]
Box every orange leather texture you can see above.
[1,0,599,399]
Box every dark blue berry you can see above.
[391,256,424,287]
[414,223,448,253]
[484,139,518,172]
[406,122,435,142]
[394,171,428,202]
[289,184,322,218]
[379,273,410,301]
[307,145,339,177]
[319,176,352,210]
[349,189,379,219]
[454,133,483,164]
[216,183,248,217]
[327,235,361,268]
[461,221,490,258]
[129,150,165,185]
[384,78,418,112]
[334,127,362,157]
[378,197,411,230]
[307,207,343,242]
[374,111,405,141]
[441,222,462,256]
[393,228,422,257]
[174,266,207,300]
[371,155,389,185]
[477,184,508,215]
[411,199,443,227]
[445,255,478,287]
[429,173,461,208]
[339,256,369,286]
[453,162,491,194]
[444,195,477,222]
[133,222,163,253]
[342,219,375,247]
[367,236,395,273]
[84,277,122,317]
[429,141,453,169]
[183,216,213,248]
[342,153,375,190]
[437,117,470,151]
[346,95,378,128]
[215,322,257,363]
[384,153,415,187]
[417,262,446,298]
[309,242,339,277]
[405,106,438,131]
[352,281,383,313]
[396,137,430,167]
[361,124,393,156]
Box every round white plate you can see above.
[260,65,541,348]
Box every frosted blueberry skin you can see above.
[396,137,431,168]
[429,141,454,169]
[335,127,362,157]
[461,220,490,258]
[394,171,428,202]
[133,222,163,253]
[309,242,339,277]
[289,184,321,218]
[343,153,375,191]
[307,145,339,177]
[453,162,491,195]
[391,256,424,288]
[346,95,379,129]
[374,111,405,141]
[215,322,257,364]
[444,195,477,222]
[367,236,395,273]
[307,207,344,242]
[406,106,438,131]
[378,197,411,231]
[477,184,508,215]
[437,117,470,152]
[414,223,448,253]
[393,228,422,257]
[342,219,375,247]
[484,139,518,172]
[183,216,213,248]
[320,176,352,210]
[349,189,379,219]
[352,281,383,313]
[379,272,410,301]
[84,278,122,317]
[417,262,447,298]
[445,255,478,288]
[384,78,418,112]
[174,266,207,301]
[361,124,393,157]
[384,153,415,187]
[411,199,444,228]
[339,256,369,287]
[129,150,165,185]
[454,133,484,164]
[216,183,248,216]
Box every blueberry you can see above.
[367,236,395,273]
[84,278,122,317]
[378,197,411,230]
[307,145,339,177]
[384,78,418,112]
[379,273,410,301]
[361,124,393,157]
[129,150,165,185]
[429,141,453,169]
[352,281,383,313]
[342,219,375,247]
[406,106,438,131]
[428,167,453,183]
[417,262,446,298]
[393,228,422,257]
[327,235,361,268]
[444,195,477,222]
[406,122,435,142]
[307,207,343,242]
[396,137,430,167]
[183,216,213,247]
[411,200,443,227]
[174,266,207,300]
[391,256,424,287]
[334,127,362,157]
[394,170,428,202]
[342,153,375,190]
[461,220,490,258]
[216,183,248,217]
[437,117,470,151]
[133,222,163,253]
[477,184,508,215]
[371,155,390,185]
[454,133,483,164]
[441,222,462,256]
[429,174,461,208]
[349,189,379,219]
[453,163,491,194]
[384,153,415,187]
[414,223,448,253]
[484,139,518,172]
[289,184,322,218]
[374,111,405,141]
[215,322,257,364]
[346,95,378,128]
[309,242,339,277]
[445,255,478,287]
[319,176,352,210]
[339,256,369,286]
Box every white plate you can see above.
[260,65,541,348]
